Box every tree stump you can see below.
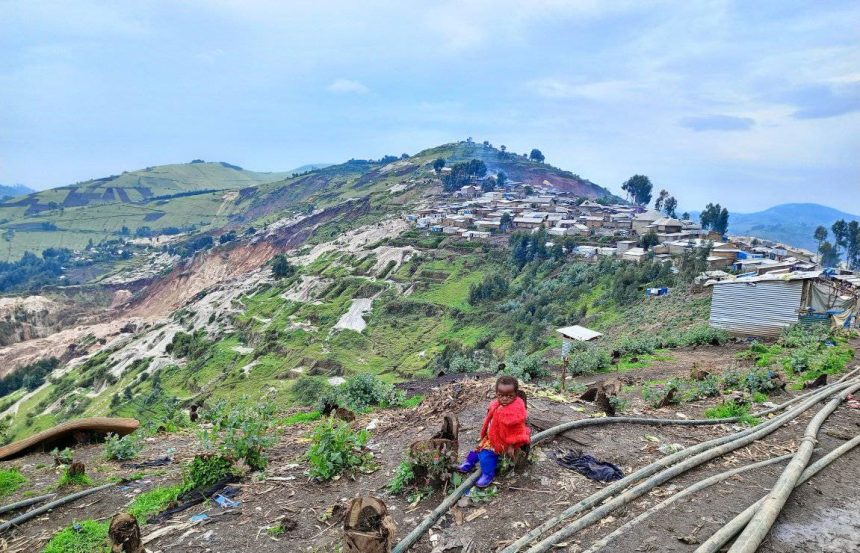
[581,380,621,416]
[343,497,396,553]
[108,513,144,553]
[803,374,827,389]
[68,461,86,477]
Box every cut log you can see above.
[0,417,139,461]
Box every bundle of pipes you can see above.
[509,374,860,553]
[391,367,860,553]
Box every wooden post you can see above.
[560,356,568,391]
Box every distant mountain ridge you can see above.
[0,141,614,261]
[0,184,33,200]
[727,203,860,251]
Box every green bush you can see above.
[306,419,373,481]
[52,447,74,465]
[386,460,416,494]
[499,350,549,382]
[182,454,234,493]
[336,374,405,411]
[567,345,611,375]
[615,335,657,356]
[103,432,143,461]
[199,399,278,471]
[678,325,729,347]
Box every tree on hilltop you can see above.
[529,149,545,163]
[621,175,653,206]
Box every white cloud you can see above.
[326,79,369,94]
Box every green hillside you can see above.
[0,162,289,260]
[0,143,615,264]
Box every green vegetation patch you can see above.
[0,468,26,497]
[43,520,110,553]
[704,401,761,426]
[127,485,182,521]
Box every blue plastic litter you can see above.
[213,494,240,508]
[553,450,624,482]
[190,513,209,522]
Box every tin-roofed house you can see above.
[707,271,859,337]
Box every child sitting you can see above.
[458,375,530,487]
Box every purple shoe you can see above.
[458,451,479,473]
[475,472,495,488]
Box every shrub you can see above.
[679,325,729,347]
[567,345,611,375]
[199,399,278,471]
[291,376,332,406]
[336,374,404,411]
[306,419,373,481]
[386,460,416,495]
[271,254,296,279]
[0,469,26,497]
[103,432,143,461]
[784,349,813,374]
[42,520,109,553]
[615,335,657,356]
[500,350,548,382]
[740,370,782,395]
[182,454,234,493]
[51,447,74,465]
[684,375,721,400]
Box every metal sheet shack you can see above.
[707,271,859,337]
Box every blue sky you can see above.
[2,0,859,213]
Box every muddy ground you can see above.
[2,341,859,553]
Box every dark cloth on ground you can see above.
[552,449,624,482]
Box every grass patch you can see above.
[43,520,109,553]
[127,484,182,521]
[401,395,424,408]
[280,411,322,426]
[0,469,26,497]
[704,401,760,426]
[59,468,93,487]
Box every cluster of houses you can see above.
[401,170,859,336]
[403,183,819,274]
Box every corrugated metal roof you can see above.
[707,270,822,286]
[556,325,603,341]
[709,280,803,337]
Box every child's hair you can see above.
[495,375,527,407]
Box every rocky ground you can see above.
[1,341,858,553]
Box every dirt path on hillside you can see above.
[2,345,858,553]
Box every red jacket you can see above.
[479,397,530,453]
